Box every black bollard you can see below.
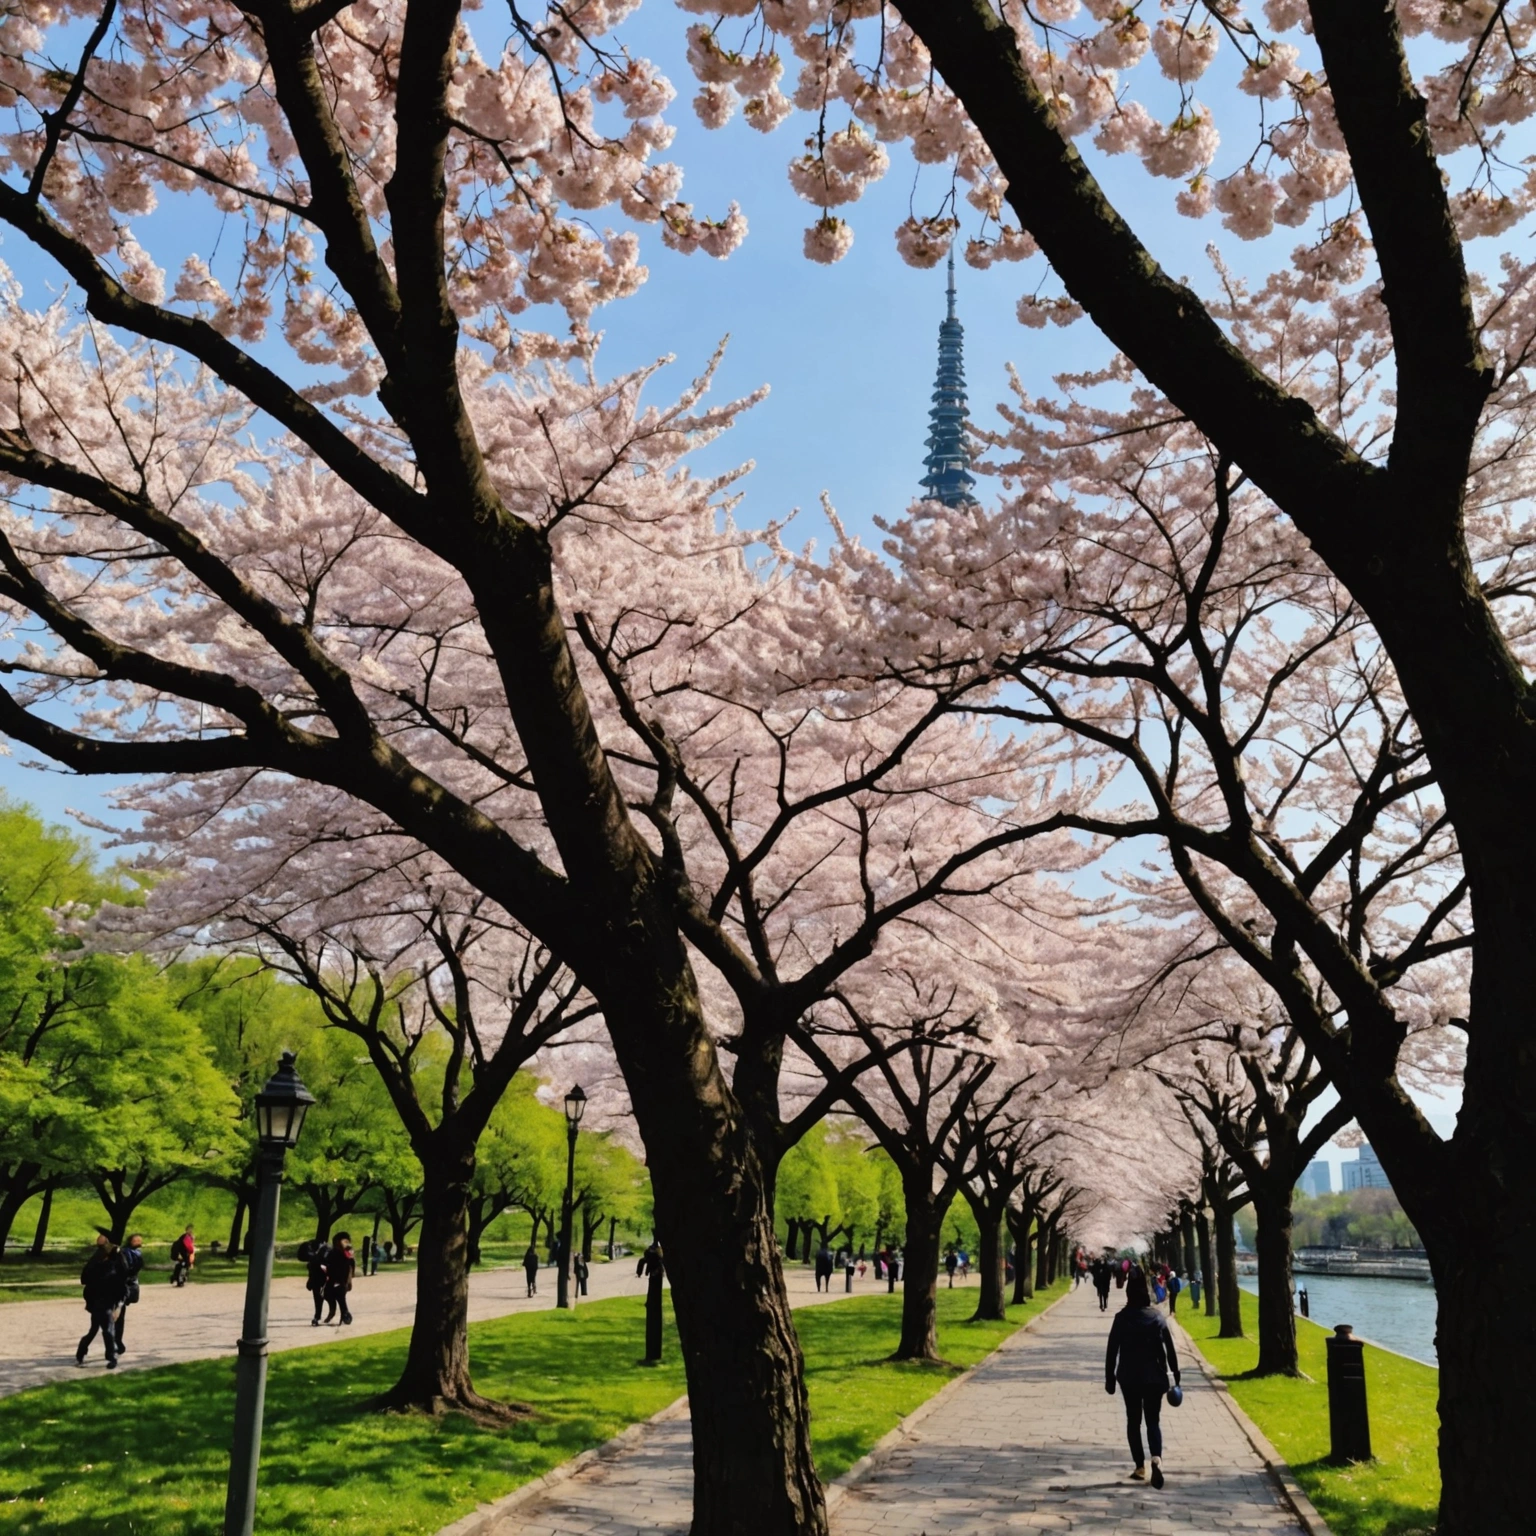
[1326,1325,1372,1463]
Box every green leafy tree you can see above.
[70,957,240,1242]
[170,958,323,1255]
[0,802,118,1256]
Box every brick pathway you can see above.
[502,1285,1307,1536]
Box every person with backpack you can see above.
[523,1242,540,1297]
[945,1246,959,1288]
[1167,1269,1183,1313]
[170,1226,196,1286]
[114,1233,145,1353]
[304,1236,332,1326]
[1104,1270,1181,1490]
[323,1233,355,1324]
[76,1235,128,1369]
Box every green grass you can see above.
[0,1280,1068,1534]
[1183,1290,1439,1536]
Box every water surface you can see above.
[1240,1273,1437,1364]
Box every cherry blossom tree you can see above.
[672,5,1536,1517]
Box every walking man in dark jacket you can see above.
[305,1238,332,1326]
[1104,1271,1181,1489]
[114,1233,145,1353]
[77,1236,128,1369]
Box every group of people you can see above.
[75,1232,147,1368]
[943,1246,972,1285]
[301,1233,357,1325]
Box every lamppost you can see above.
[224,1052,314,1536]
[556,1084,586,1310]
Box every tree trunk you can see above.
[1252,1186,1299,1376]
[1212,1195,1244,1338]
[375,1149,520,1422]
[1196,1205,1217,1318]
[0,1160,42,1259]
[894,1174,946,1361]
[1034,1220,1052,1290]
[29,1176,56,1256]
[607,1214,617,1261]
[970,1203,1006,1322]
[227,1189,248,1260]
[1014,1214,1035,1300]
[1180,1208,1199,1281]
[581,1204,598,1261]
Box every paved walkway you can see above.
[0,1256,855,1398]
[503,1285,1307,1536]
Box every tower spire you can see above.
[919,249,977,507]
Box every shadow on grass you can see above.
[1,1296,688,1536]
[1290,1458,1438,1536]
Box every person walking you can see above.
[114,1233,145,1353]
[523,1241,540,1297]
[1104,1270,1181,1490]
[1167,1268,1183,1313]
[76,1235,128,1369]
[814,1242,834,1293]
[573,1249,589,1297]
[323,1232,355,1324]
[842,1247,856,1293]
[886,1247,901,1294]
[304,1236,332,1326]
[945,1246,959,1288]
[1094,1258,1113,1313]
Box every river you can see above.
[1239,1273,1438,1365]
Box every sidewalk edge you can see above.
[1172,1318,1334,1536]
[433,1393,691,1536]
[824,1283,1076,1514]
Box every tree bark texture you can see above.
[226,1189,248,1260]
[29,1177,55,1255]
[1213,1197,1244,1339]
[1251,1188,1299,1376]
[1195,1206,1217,1318]
[0,1160,41,1258]
[970,1207,1007,1322]
[375,1150,519,1421]
[894,1176,946,1361]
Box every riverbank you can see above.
[1184,1291,1438,1536]
[1239,1274,1437,1364]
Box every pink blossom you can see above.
[803,214,854,262]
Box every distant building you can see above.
[1296,1159,1332,1197]
[1343,1144,1392,1192]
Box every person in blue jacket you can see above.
[1104,1269,1181,1488]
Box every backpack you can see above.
[306,1244,331,1291]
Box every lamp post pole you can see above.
[223,1052,313,1536]
[556,1085,586,1311]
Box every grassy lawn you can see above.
[0,1280,1067,1534]
[1183,1290,1439,1536]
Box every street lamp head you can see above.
[254,1050,316,1150]
[564,1084,587,1128]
